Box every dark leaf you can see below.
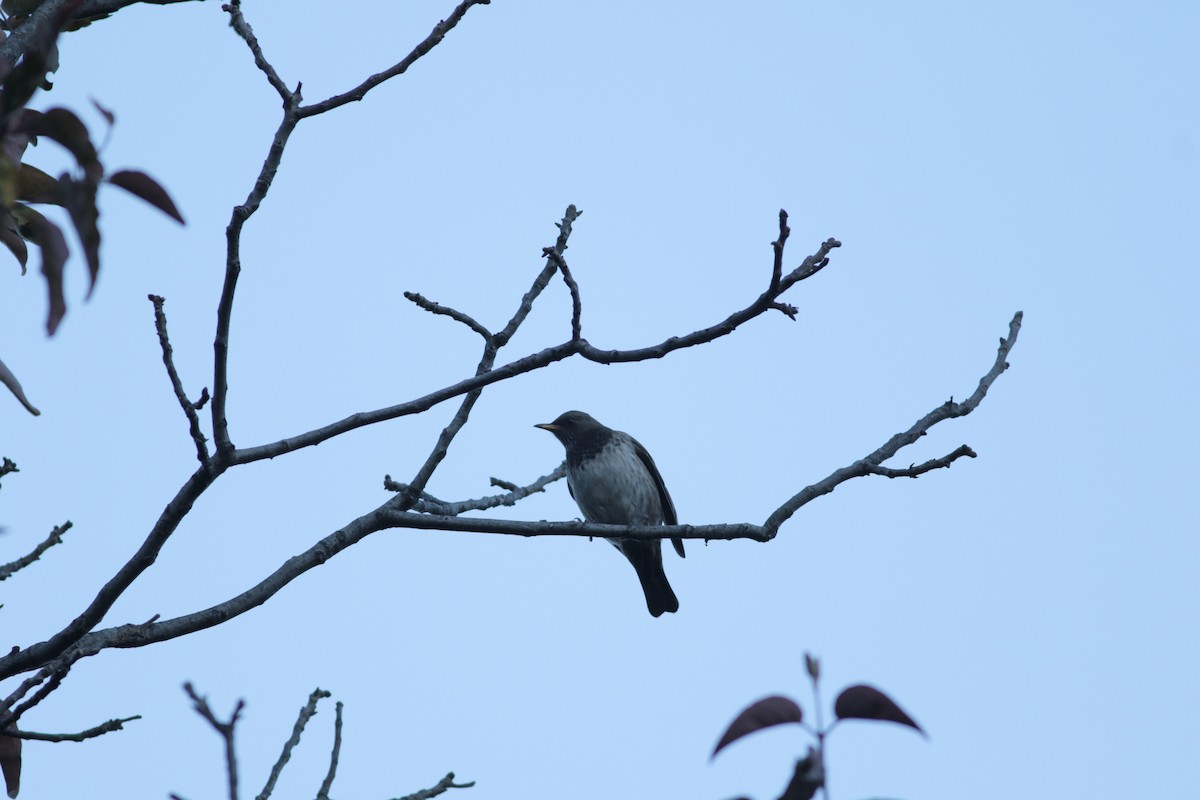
[56,173,99,294]
[20,107,100,178]
[833,684,924,736]
[778,747,823,800]
[0,356,40,415]
[804,653,820,681]
[0,208,28,272]
[712,695,803,759]
[1,118,33,165]
[107,170,184,224]
[14,205,69,335]
[15,163,59,204]
[90,98,114,126]
[0,156,15,207]
[0,732,19,798]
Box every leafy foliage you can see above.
[0,4,184,415]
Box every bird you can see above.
[535,410,685,617]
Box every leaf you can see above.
[15,163,60,205]
[90,98,115,126]
[833,684,924,736]
[712,695,803,759]
[0,732,19,798]
[804,653,820,681]
[14,205,70,335]
[0,208,28,273]
[56,174,100,294]
[107,170,184,224]
[19,107,100,179]
[0,356,40,415]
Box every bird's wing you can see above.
[631,436,685,559]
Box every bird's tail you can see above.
[619,540,679,617]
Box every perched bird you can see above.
[536,410,685,617]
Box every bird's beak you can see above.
[534,423,559,432]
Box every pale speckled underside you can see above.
[567,433,668,528]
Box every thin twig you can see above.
[256,688,330,800]
[866,445,976,478]
[403,292,492,341]
[541,248,581,341]
[149,295,210,464]
[315,702,342,800]
[222,0,292,102]
[389,464,566,516]
[395,772,475,800]
[770,208,789,293]
[0,522,72,581]
[763,311,1024,533]
[183,683,244,800]
[14,715,140,742]
[0,457,18,480]
[395,206,581,509]
[299,0,492,118]
[229,228,840,465]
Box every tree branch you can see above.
[395,207,581,509]
[298,0,491,118]
[396,772,475,800]
[541,248,582,341]
[386,464,566,516]
[13,715,140,742]
[0,522,72,581]
[314,701,342,800]
[149,295,210,464]
[221,0,291,102]
[230,230,841,465]
[403,292,492,341]
[256,689,330,800]
[183,683,243,800]
[0,467,218,679]
[763,311,1024,532]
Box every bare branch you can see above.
[395,772,475,800]
[76,0,200,19]
[221,0,292,102]
[0,467,218,680]
[763,311,1024,532]
[5,305,1017,669]
[378,510,770,543]
[299,0,492,118]
[493,205,580,346]
[388,464,566,516]
[257,689,331,800]
[231,229,841,465]
[0,522,72,582]
[13,715,140,742]
[770,208,790,293]
[541,248,582,341]
[183,683,243,800]
[315,702,342,800]
[6,652,78,725]
[866,445,977,478]
[148,295,210,464]
[395,206,582,509]
[0,0,80,66]
[403,292,492,341]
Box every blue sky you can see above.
[2,2,1198,799]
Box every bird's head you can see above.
[535,410,604,447]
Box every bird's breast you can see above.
[567,442,664,526]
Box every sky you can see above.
[1,2,1198,799]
